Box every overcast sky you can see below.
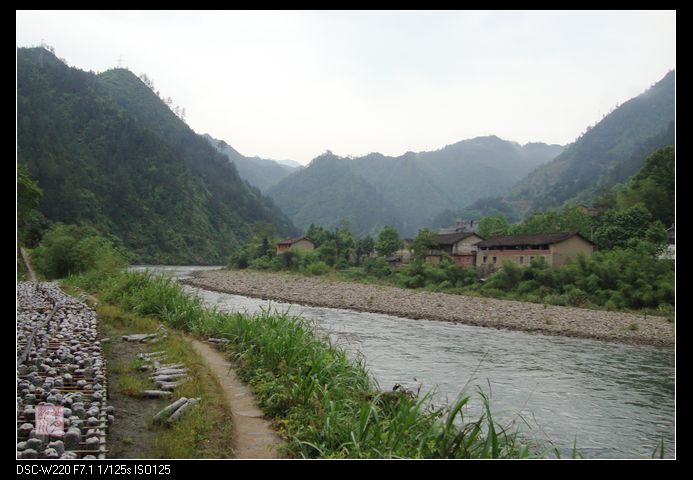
[17,10,675,165]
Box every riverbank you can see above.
[184,269,675,348]
[74,270,537,458]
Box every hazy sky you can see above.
[17,10,675,164]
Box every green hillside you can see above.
[509,71,675,210]
[268,137,563,236]
[267,152,403,236]
[203,134,299,192]
[17,47,295,264]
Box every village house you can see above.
[425,232,485,267]
[475,231,594,271]
[276,237,315,254]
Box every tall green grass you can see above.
[71,270,545,458]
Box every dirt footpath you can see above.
[189,339,284,459]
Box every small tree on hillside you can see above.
[478,214,510,238]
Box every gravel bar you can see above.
[183,270,674,348]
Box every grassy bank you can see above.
[61,284,234,458]
[66,270,553,458]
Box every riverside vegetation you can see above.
[18,162,671,458]
[24,228,561,458]
[228,146,674,317]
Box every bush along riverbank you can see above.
[66,270,560,458]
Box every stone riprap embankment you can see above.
[17,282,113,459]
[184,270,674,348]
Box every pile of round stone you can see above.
[17,283,114,459]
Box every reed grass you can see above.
[83,271,546,458]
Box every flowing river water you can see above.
[131,266,676,458]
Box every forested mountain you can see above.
[203,134,300,191]
[268,137,563,236]
[17,47,295,264]
[267,152,403,236]
[509,70,675,210]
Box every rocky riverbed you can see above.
[183,270,674,348]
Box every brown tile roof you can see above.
[434,232,483,246]
[277,237,311,246]
[476,231,594,248]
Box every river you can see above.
[131,266,676,458]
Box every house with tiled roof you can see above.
[276,237,315,254]
[475,232,594,271]
[426,231,485,267]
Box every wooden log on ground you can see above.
[151,373,189,382]
[156,363,184,370]
[153,369,189,376]
[141,390,173,399]
[152,397,188,423]
[165,398,201,426]
[159,379,189,391]
[139,351,165,358]
[123,333,160,342]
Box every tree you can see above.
[17,164,45,246]
[411,228,437,260]
[511,206,593,239]
[335,219,356,264]
[375,225,402,257]
[617,146,674,226]
[593,203,655,251]
[305,223,332,248]
[17,164,42,230]
[478,214,510,238]
[355,235,375,264]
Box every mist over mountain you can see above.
[203,134,301,192]
[268,137,563,236]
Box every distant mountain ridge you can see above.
[267,136,563,236]
[203,134,301,191]
[17,47,296,264]
[508,70,675,211]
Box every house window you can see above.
[519,256,524,264]
[482,256,487,264]
[492,256,497,264]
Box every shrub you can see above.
[403,274,425,289]
[544,294,568,306]
[363,257,392,278]
[249,256,280,271]
[565,286,589,307]
[33,223,126,280]
[306,261,330,276]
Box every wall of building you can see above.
[476,249,551,269]
[277,239,315,254]
[452,254,476,267]
[290,239,315,251]
[550,237,594,267]
[451,235,483,255]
